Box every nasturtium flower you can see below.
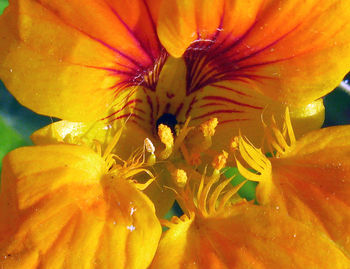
[3,0,349,217]
[149,112,350,268]
[2,0,350,149]
[3,116,350,267]
[1,0,350,268]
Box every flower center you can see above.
[156,113,178,134]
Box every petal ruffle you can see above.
[151,204,349,268]
[0,0,162,121]
[158,0,350,106]
[0,144,161,268]
[261,125,350,254]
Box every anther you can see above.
[211,150,228,181]
[172,169,188,188]
[144,138,156,165]
[230,136,240,152]
[158,124,174,159]
[200,118,218,137]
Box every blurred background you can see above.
[0,0,350,171]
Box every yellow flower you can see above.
[1,0,350,267]
[2,0,350,146]
[3,116,350,267]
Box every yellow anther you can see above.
[212,150,228,171]
[158,124,174,159]
[158,124,174,147]
[200,118,218,137]
[172,169,188,188]
[230,136,240,151]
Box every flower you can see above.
[151,111,350,268]
[2,0,350,147]
[3,0,348,217]
[1,0,350,268]
[3,116,350,267]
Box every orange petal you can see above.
[0,144,161,268]
[158,0,350,106]
[151,204,349,268]
[263,125,350,253]
[157,0,262,57]
[0,0,162,121]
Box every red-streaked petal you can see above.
[151,204,350,268]
[158,0,350,106]
[0,0,163,121]
[0,144,161,268]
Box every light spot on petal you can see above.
[130,207,137,216]
[127,225,136,232]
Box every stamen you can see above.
[144,138,156,165]
[193,166,247,217]
[158,124,174,159]
[172,169,188,188]
[235,137,271,182]
[208,177,233,215]
[211,150,228,181]
[178,117,218,166]
[200,117,218,137]
[198,175,218,217]
[263,108,296,157]
[284,107,296,145]
[212,150,228,170]
[235,136,272,204]
[173,117,194,152]
[200,117,218,149]
[230,136,240,152]
[217,180,247,211]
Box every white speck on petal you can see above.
[103,125,112,130]
[130,207,137,216]
[127,225,136,232]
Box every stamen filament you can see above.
[217,180,247,211]
[285,107,296,145]
[198,175,218,217]
[208,177,233,215]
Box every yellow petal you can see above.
[31,120,175,217]
[151,204,349,268]
[0,144,161,268]
[260,125,350,254]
